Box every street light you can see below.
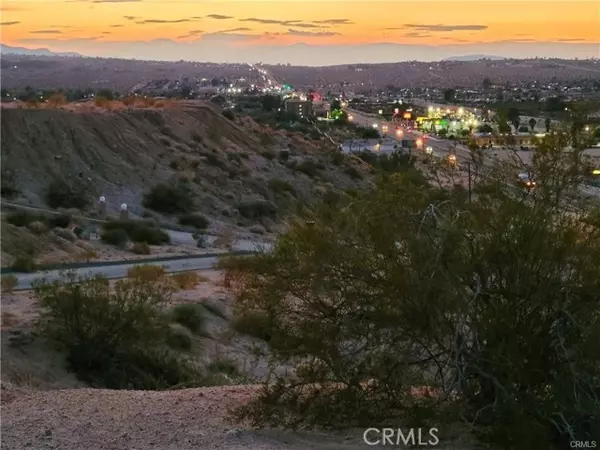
[378,109,383,115]
[348,115,354,121]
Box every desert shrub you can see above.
[344,166,362,179]
[170,303,205,334]
[171,271,206,290]
[237,200,277,220]
[166,325,193,351]
[207,359,240,377]
[278,150,290,162]
[46,179,89,210]
[267,179,295,196]
[1,275,18,293]
[223,132,600,448]
[6,211,39,227]
[231,310,273,342]
[260,150,276,160]
[127,265,166,283]
[1,168,19,198]
[47,214,71,228]
[33,275,199,389]
[101,228,128,247]
[222,110,235,120]
[53,227,77,242]
[143,182,194,214]
[27,220,47,234]
[294,160,320,178]
[103,219,170,245]
[204,153,229,170]
[132,241,151,255]
[178,213,209,230]
[330,151,345,166]
[11,256,36,273]
[227,153,242,163]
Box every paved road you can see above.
[10,241,272,291]
[12,256,221,291]
[346,108,472,162]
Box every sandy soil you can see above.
[1,385,384,450]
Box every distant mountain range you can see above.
[443,54,507,62]
[0,44,81,57]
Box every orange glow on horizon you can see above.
[1,1,598,54]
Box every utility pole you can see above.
[467,161,472,203]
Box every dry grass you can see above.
[1,275,18,294]
[126,265,166,282]
[171,271,208,290]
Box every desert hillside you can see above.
[1,102,367,222]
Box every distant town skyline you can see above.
[1,0,599,65]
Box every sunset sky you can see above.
[1,0,599,64]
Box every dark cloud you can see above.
[312,19,353,25]
[404,24,488,32]
[123,16,138,20]
[0,21,20,26]
[205,14,233,20]
[110,24,124,27]
[286,29,341,37]
[240,18,324,29]
[289,23,321,29]
[556,38,586,42]
[136,18,191,24]
[213,27,252,33]
[402,31,430,38]
[30,29,63,34]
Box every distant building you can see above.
[339,139,399,154]
[284,99,313,118]
[472,132,545,148]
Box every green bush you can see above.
[170,303,205,334]
[103,220,170,245]
[166,325,193,351]
[1,168,20,198]
[344,166,362,180]
[178,213,209,230]
[11,256,36,273]
[232,310,273,342]
[33,274,199,389]
[6,211,39,227]
[46,179,89,210]
[47,214,71,228]
[207,359,239,377]
[143,182,194,214]
[267,179,295,196]
[237,200,277,220]
[294,160,320,178]
[222,110,235,121]
[261,150,276,160]
[101,228,129,247]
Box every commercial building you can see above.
[472,132,546,148]
[284,99,313,118]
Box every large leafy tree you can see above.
[222,132,600,449]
